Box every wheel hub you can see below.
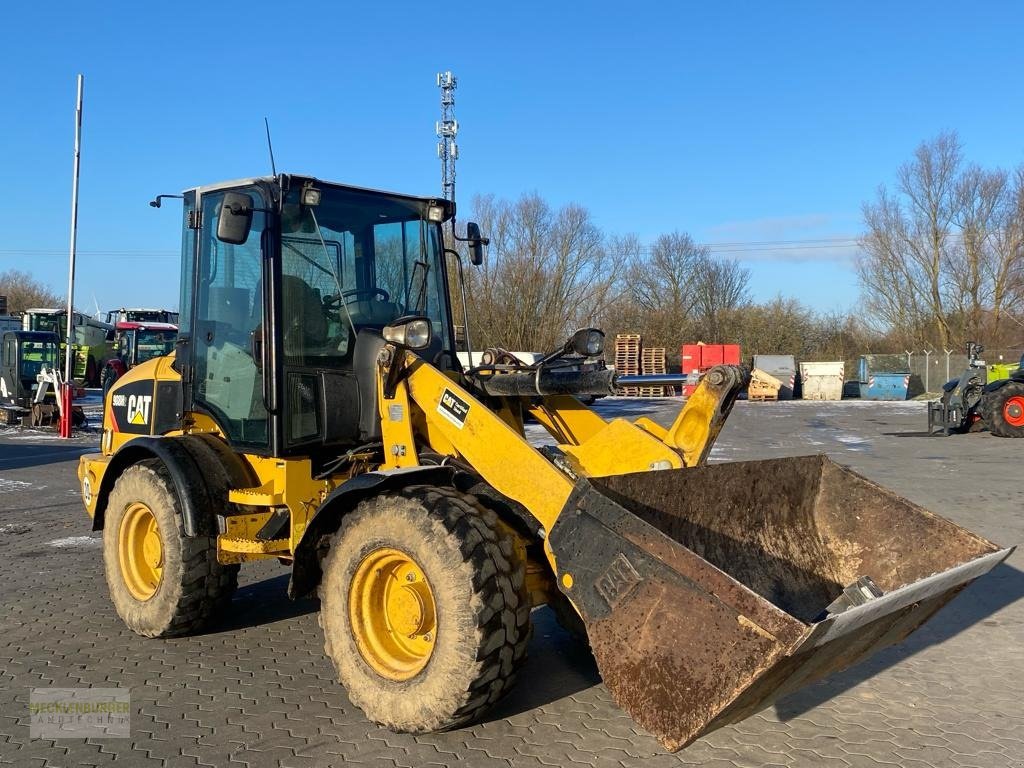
[1004,396,1024,426]
[348,547,437,681]
[118,502,164,601]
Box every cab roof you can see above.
[184,174,453,212]
[115,321,178,332]
[2,330,59,343]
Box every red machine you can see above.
[680,344,741,395]
[102,321,178,394]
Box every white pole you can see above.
[62,74,84,438]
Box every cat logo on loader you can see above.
[126,394,151,425]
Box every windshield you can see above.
[133,329,177,364]
[128,310,171,323]
[19,340,58,377]
[279,184,450,365]
[30,314,60,334]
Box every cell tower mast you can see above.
[436,71,458,207]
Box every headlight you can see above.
[383,317,433,351]
[569,328,605,358]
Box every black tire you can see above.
[101,366,118,399]
[549,590,589,645]
[85,355,98,388]
[319,485,530,733]
[984,382,1024,438]
[102,460,238,637]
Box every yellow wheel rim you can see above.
[118,502,164,601]
[348,547,437,681]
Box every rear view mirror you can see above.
[217,192,253,244]
[466,222,486,266]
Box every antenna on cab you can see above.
[264,117,277,177]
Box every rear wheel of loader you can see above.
[985,383,1024,438]
[102,460,238,637]
[319,485,530,732]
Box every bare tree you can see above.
[0,269,62,313]
[616,232,706,347]
[464,193,619,352]
[987,167,1024,342]
[691,256,751,341]
[858,132,963,348]
[858,132,1024,350]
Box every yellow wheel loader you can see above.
[78,175,1013,751]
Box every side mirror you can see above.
[217,192,254,244]
[466,222,486,266]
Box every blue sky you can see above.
[2,1,1023,315]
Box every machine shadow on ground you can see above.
[774,561,1024,719]
[203,573,321,634]
[481,608,602,722]
[0,443,94,471]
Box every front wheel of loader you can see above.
[102,461,238,637]
[319,486,530,733]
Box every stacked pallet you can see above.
[614,334,641,395]
[640,346,673,397]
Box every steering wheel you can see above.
[324,288,390,307]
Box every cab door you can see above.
[188,186,271,450]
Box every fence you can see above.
[900,349,1023,396]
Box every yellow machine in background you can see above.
[78,174,1012,751]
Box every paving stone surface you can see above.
[0,399,1022,767]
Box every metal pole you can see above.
[944,348,952,383]
[61,74,84,438]
[923,349,931,393]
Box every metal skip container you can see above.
[548,455,1013,751]
[800,361,845,400]
[858,354,910,400]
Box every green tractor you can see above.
[928,343,1024,437]
[981,354,1024,437]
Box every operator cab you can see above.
[114,322,178,368]
[174,174,467,460]
[0,330,59,405]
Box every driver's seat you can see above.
[280,275,328,356]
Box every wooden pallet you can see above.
[639,346,671,396]
[748,368,781,401]
[614,334,642,395]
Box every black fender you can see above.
[985,378,1014,394]
[288,465,455,599]
[92,434,254,537]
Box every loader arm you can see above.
[378,352,745,534]
[376,347,1012,752]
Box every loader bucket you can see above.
[547,454,1013,751]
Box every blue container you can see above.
[857,355,910,401]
